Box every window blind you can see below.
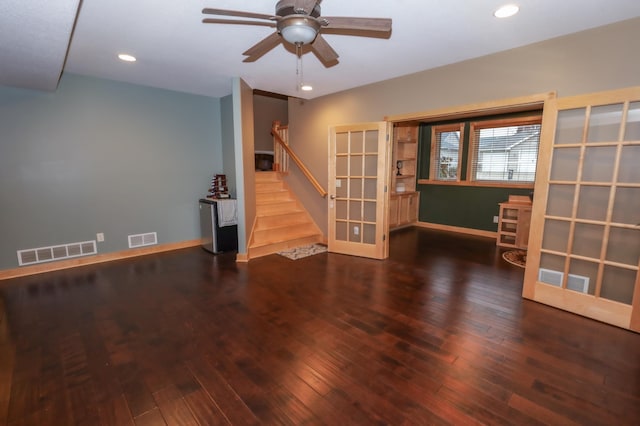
[470,122,541,183]
[431,124,463,181]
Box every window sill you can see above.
[417,179,534,189]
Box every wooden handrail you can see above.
[271,123,327,198]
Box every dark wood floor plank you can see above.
[186,356,259,425]
[182,388,230,426]
[155,389,202,426]
[96,394,135,426]
[133,407,167,426]
[1,227,639,425]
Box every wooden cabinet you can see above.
[390,123,419,229]
[497,195,532,249]
[389,192,419,229]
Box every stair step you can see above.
[256,181,285,193]
[255,171,282,182]
[256,189,291,203]
[255,211,310,230]
[250,170,323,260]
[252,223,319,246]
[256,200,299,215]
[249,235,324,259]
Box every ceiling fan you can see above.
[202,0,392,66]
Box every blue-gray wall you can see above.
[220,94,236,197]
[0,73,222,270]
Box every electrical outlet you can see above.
[493,216,499,224]
[353,226,360,236]
[97,232,105,242]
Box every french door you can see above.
[524,86,640,332]
[328,122,390,259]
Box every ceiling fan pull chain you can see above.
[296,42,303,91]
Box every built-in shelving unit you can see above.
[390,123,419,229]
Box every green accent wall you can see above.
[417,185,533,231]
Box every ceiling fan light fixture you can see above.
[494,4,520,18]
[279,16,319,45]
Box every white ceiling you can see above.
[3,1,640,99]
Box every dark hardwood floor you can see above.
[1,227,639,425]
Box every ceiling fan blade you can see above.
[322,17,392,33]
[311,34,339,65]
[242,32,283,62]
[202,8,275,21]
[202,18,276,28]
[294,0,318,14]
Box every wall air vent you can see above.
[538,268,590,293]
[538,268,563,287]
[17,240,97,266]
[567,274,590,294]
[128,232,158,248]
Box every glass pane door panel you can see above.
[349,201,362,221]
[335,200,347,220]
[550,147,580,181]
[350,155,364,176]
[363,224,376,245]
[539,253,566,286]
[587,104,624,143]
[363,179,376,199]
[542,219,570,252]
[601,266,636,304]
[336,181,348,198]
[365,130,378,152]
[363,202,377,222]
[611,187,640,224]
[364,155,378,176]
[546,184,575,217]
[350,178,362,198]
[336,222,347,241]
[606,227,640,266]
[568,259,598,295]
[555,108,587,144]
[582,146,617,182]
[618,146,640,183]
[336,157,348,176]
[576,186,610,221]
[336,133,349,154]
[349,222,361,242]
[624,101,640,141]
[572,223,604,259]
[351,132,363,152]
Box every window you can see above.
[469,117,541,183]
[420,112,542,186]
[430,123,465,181]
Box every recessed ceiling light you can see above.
[494,4,520,18]
[301,84,313,91]
[118,53,137,62]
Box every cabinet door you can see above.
[389,196,399,228]
[398,194,411,225]
[408,193,419,223]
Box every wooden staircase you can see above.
[248,171,324,259]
